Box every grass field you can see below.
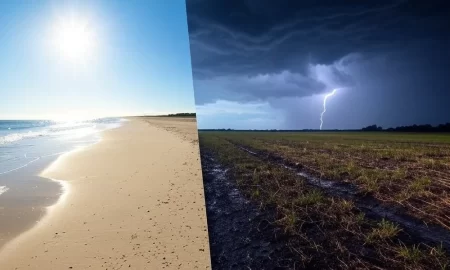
[199,131,450,269]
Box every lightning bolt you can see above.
[320,89,337,130]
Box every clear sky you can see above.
[0,0,195,120]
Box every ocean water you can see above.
[0,118,125,196]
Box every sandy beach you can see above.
[0,117,211,269]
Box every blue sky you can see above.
[0,0,195,120]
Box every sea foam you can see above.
[0,130,49,145]
[0,186,9,196]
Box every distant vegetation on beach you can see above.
[166,113,196,117]
[142,113,196,118]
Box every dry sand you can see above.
[137,117,199,144]
[0,117,211,270]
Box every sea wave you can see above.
[0,118,123,145]
[0,130,49,145]
[0,120,53,131]
[0,186,9,196]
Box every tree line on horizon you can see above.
[199,122,450,132]
[362,123,450,132]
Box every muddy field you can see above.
[199,131,450,269]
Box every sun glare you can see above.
[50,113,97,122]
[51,14,97,64]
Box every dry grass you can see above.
[212,131,450,229]
[199,132,450,269]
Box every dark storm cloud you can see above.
[186,0,450,128]
[193,70,326,104]
[187,0,448,75]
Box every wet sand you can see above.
[0,117,211,269]
[0,155,62,249]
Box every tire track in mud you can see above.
[231,142,450,251]
[201,150,300,270]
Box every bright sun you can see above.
[51,14,97,64]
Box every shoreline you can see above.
[0,155,62,250]
[0,117,211,269]
[0,121,119,250]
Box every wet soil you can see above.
[201,150,300,270]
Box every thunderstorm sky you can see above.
[186,0,450,130]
